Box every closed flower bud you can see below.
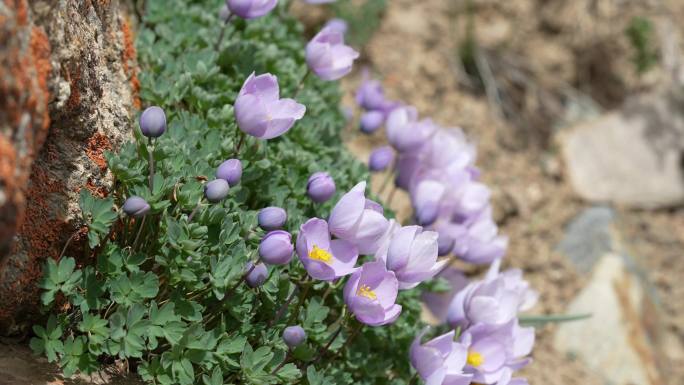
[258,207,287,231]
[306,172,336,203]
[245,261,268,288]
[204,179,230,203]
[139,106,166,138]
[437,233,455,256]
[259,230,293,265]
[369,146,395,172]
[282,325,307,348]
[216,158,243,186]
[360,111,384,134]
[416,202,439,226]
[226,0,277,19]
[123,196,151,218]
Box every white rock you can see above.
[554,253,661,385]
[559,93,684,208]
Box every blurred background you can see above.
[298,0,684,384]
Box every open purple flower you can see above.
[409,328,473,385]
[460,215,508,265]
[447,262,538,329]
[377,225,447,290]
[234,73,305,139]
[306,26,359,81]
[343,260,401,326]
[226,0,277,19]
[329,181,389,255]
[460,320,534,384]
[386,106,436,152]
[296,218,358,281]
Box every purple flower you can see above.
[369,146,395,172]
[364,199,384,214]
[306,172,336,203]
[360,111,384,134]
[258,206,287,231]
[329,181,389,255]
[139,106,166,138]
[377,225,447,290]
[460,216,508,265]
[259,231,294,265]
[324,18,348,34]
[386,107,436,152]
[409,328,473,385]
[226,0,277,19]
[282,325,307,348]
[421,268,469,324]
[205,179,230,203]
[216,158,243,186]
[234,73,305,139]
[446,262,538,328]
[123,196,151,218]
[306,26,359,81]
[343,260,402,326]
[296,218,358,281]
[411,180,446,226]
[460,320,534,384]
[356,75,386,111]
[245,261,268,288]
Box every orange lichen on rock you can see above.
[86,132,113,171]
[121,16,141,109]
[85,177,109,198]
[30,27,52,139]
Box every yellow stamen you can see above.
[467,351,484,367]
[356,284,377,300]
[308,245,332,264]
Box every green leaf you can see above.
[519,313,592,326]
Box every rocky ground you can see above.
[342,0,684,384]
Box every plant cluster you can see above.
[31,1,550,384]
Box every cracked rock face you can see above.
[0,0,138,335]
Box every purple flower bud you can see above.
[123,196,151,218]
[324,18,348,34]
[360,111,384,134]
[356,76,386,111]
[258,206,287,231]
[139,106,166,138]
[437,233,455,256]
[235,73,306,139]
[258,230,293,265]
[306,26,359,81]
[219,3,232,21]
[216,158,243,186]
[204,179,230,203]
[416,202,439,226]
[282,325,307,348]
[245,261,268,288]
[226,0,277,19]
[369,146,395,172]
[306,172,336,203]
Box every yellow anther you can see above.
[357,284,377,300]
[467,351,484,367]
[308,245,332,263]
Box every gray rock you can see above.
[557,206,616,273]
[0,0,137,334]
[559,92,684,209]
[553,253,663,385]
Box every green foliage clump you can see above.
[31,1,430,384]
[626,16,659,75]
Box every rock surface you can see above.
[0,0,138,334]
[557,206,616,273]
[559,92,684,208]
[553,253,663,385]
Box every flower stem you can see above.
[269,284,300,326]
[293,70,310,99]
[233,131,245,156]
[214,14,234,52]
[287,282,311,324]
[378,163,396,195]
[187,198,203,222]
[315,311,350,362]
[148,138,155,192]
[132,216,147,250]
